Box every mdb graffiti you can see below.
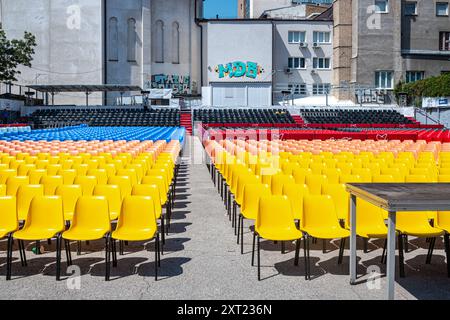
[215,61,264,79]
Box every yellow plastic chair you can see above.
[116,168,138,186]
[282,183,309,221]
[351,168,372,182]
[0,184,5,196]
[322,183,349,222]
[55,185,82,222]
[254,195,303,280]
[380,168,404,182]
[40,175,64,195]
[17,164,36,176]
[372,174,395,183]
[108,175,132,200]
[112,196,160,280]
[438,175,450,182]
[237,184,271,254]
[99,164,117,178]
[126,164,145,183]
[434,211,450,276]
[12,196,66,280]
[87,169,108,185]
[0,196,24,280]
[339,174,362,183]
[93,185,121,220]
[322,168,341,184]
[57,169,77,184]
[302,195,350,279]
[72,164,89,176]
[46,164,62,176]
[405,175,431,183]
[29,169,47,184]
[305,174,328,195]
[62,196,111,280]
[6,176,29,196]
[17,184,44,221]
[270,174,295,195]
[0,169,17,184]
[132,184,163,222]
[73,176,97,196]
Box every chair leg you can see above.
[18,239,25,267]
[404,235,409,253]
[363,238,368,253]
[154,235,158,281]
[381,239,387,264]
[56,234,61,281]
[112,239,117,267]
[303,235,308,279]
[257,234,261,281]
[47,239,52,246]
[337,238,345,265]
[294,238,301,266]
[306,235,311,280]
[398,234,405,278]
[6,233,13,280]
[160,216,166,245]
[444,233,450,277]
[281,241,285,254]
[322,239,326,254]
[237,214,241,245]
[426,237,436,264]
[240,215,244,255]
[64,239,72,266]
[77,240,81,255]
[119,240,124,255]
[105,235,110,281]
[251,230,256,266]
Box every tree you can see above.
[0,28,37,82]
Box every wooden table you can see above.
[345,183,450,300]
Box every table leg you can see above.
[386,211,396,300]
[350,194,357,284]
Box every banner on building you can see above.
[422,97,450,108]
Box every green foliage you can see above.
[0,28,36,82]
[394,73,450,99]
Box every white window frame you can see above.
[288,57,306,69]
[312,31,331,44]
[405,71,424,83]
[288,83,307,96]
[374,0,389,13]
[440,32,450,51]
[404,2,417,16]
[312,57,331,70]
[375,71,394,89]
[312,83,331,95]
[436,2,449,16]
[288,31,306,44]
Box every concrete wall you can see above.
[2,0,104,105]
[251,0,293,18]
[273,20,333,101]
[204,21,273,84]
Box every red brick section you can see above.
[180,112,192,135]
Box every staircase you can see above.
[291,115,306,126]
[180,112,192,135]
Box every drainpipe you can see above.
[195,0,204,88]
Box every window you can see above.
[404,2,417,15]
[312,31,331,43]
[288,84,307,95]
[154,20,164,63]
[172,22,180,64]
[127,18,137,62]
[313,58,331,69]
[108,17,118,61]
[288,31,306,43]
[436,2,449,16]
[406,71,424,83]
[288,57,306,69]
[440,32,450,51]
[375,0,389,13]
[375,71,393,89]
[312,84,331,95]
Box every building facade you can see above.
[0,0,202,105]
[333,0,450,103]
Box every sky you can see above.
[203,0,238,19]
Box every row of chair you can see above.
[207,139,450,280]
[300,109,413,125]
[194,109,295,124]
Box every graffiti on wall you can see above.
[151,74,191,94]
[215,61,264,79]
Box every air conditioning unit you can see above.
[299,42,308,48]
[284,68,292,74]
[312,42,320,48]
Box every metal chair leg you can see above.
[56,234,61,281]
[257,234,261,281]
[294,238,300,266]
[398,234,405,278]
[251,231,256,266]
[381,239,387,264]
[105,235,111,281]
[444,233,450,277]
[6,233,13,280]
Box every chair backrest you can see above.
[87,169,108,185]
[354,198,387,231]
[116,168,138,186]
[372,174,395,183]
[108,175,132,200]
[256,195,296,233]
[28,169,47,184]
[282,183,309,220]
[305,174,328,195]
[55,185,82,221]
[339,174,362,183]
[351,168,372,182]
[93,184,122,219]
[302,195,341,230]
[145,169,169,191]
[322,168,341,184]
[270,174,295,195]
[0,196,18,234]
[40,175,64,195]
[74,175,97,196]
[126,164,145,183]
[235,174,260,205]
[17,184,44,221]
[405,175,429,183]
[71,196,110,233]
[117,196,157,233]
[23,196,64,233]
[322,183,349,221]
[57,169,77,184]
[131,184,162,218]
[6,175,29,196]
[241,184,271,220]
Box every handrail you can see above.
[413,107,447,128]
